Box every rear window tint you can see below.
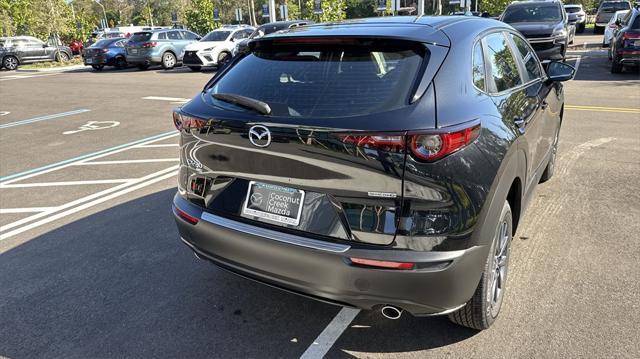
[130,32,152,42]
[210,41,426,118]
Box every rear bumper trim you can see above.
[200,211,351,253]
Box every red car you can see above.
[68,40,83,56]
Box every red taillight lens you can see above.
[350,257,415,270]
[173,111,207,132]
[142,41,157,48]
[173,206,198,225]
[622,32,640,40]
[409,123,481,162]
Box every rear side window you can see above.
[210,40,426,118]
[484,33,522,93]
[182,31,199,40]
[510,34,542,82]
[157,32,167,40]
[167,31,182,40]
[472,42,486,91]
[130,32,152,42]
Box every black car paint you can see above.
[0,37,73,70]
[172,17,566,316]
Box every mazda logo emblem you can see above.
[248,125,271,148]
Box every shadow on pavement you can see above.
[0,188,477,358]
[0,188,335,358]
[572,51,640,82]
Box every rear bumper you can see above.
[618,53,640,65]
[534,42,565,61]
[173,193,487,316]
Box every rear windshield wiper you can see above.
[212,93,271,116]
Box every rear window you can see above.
[129,32,152,42]
[503,5,562,23]
[90,39,115,48]
[601,2,631,12]
[565,7,581,14]
[209,40,426,118]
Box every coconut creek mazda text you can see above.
[171,16,575,330]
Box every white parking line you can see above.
[75,159,178,165]
[136,144,180,148]
[0,207,58,214]
[0,179,133,188]
[573,55,582,74]
[0,73,59,81]
[0,166,178,240]
[0,132,178,185]
[0,109,91,129]
[300,308,360,359]
[142,96,190,102]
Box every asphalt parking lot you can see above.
[1,34,639,358]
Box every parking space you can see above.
[1,43,639,358]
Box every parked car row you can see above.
[608,5,640,73]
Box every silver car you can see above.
[125,29,201,70]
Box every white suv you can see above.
[182,25,254,71]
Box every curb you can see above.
[16,65,87,73]
[568,42,603,50]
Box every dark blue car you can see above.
[83,37,128,71]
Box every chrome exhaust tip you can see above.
[381,305,403,320]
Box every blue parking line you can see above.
[0,131,177,182]
[0,109,91,129]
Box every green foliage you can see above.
[305,0,346,22]
[185,0,218,36]
[345,0,376,19]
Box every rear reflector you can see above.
[350,257,415,270]
[174,206,199,225]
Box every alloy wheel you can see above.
[4,56,18,70]
[488,220,511,318]
[163,53,176,68]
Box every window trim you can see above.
[471,40,487,93]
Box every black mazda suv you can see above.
[172,16,575,330]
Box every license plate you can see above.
[243,181,305,226]
[130,49,138,54]
[86,58,92,64]
[634,40,640,47]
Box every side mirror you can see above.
[546,61,576,82]
[43,44,48,48]
[615,19,621,26]
[195,37,201,40]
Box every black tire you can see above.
[115,56,127,69]
[161,52,176,69]
[611,54,623,73]
[188,66,201,72]
[2,55,19,70]
[56,51,70,62]
[540,126,560,183]
[137,64,150,70]
[91,65,104,71]
[449,201,513,330]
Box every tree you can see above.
[305,0,346,22]
[185,0,218,36]
[345,0,376,19]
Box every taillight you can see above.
[350,257,415,270]
[338,134,404,150]
[173,111,207,132]
[142,41,157,48]
[409,123,481,162]
[622,32,640,40]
